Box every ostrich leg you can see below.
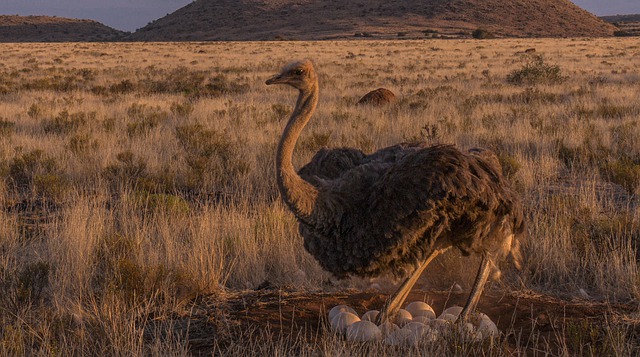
[375,247,450,325]
[458,253,492,322]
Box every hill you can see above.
[601,14,640,23]
[601,14,640,36]
[130,0,616,41]
[0,15,126,42]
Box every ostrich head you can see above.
[266,59,317,91]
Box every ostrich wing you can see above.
[363,145,522,275]
[298,142,428,183]
[298,147,365,184]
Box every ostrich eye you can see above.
[293,69,304,75]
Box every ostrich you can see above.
[266,59,525,324]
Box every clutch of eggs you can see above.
[328,302,499,345]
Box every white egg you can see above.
[384,328,412,346]
[412,315,432,325]
[378,321,399,336]
[406,325,438,346]
[405,301,436,319]
[361,310,379,322]
[440,306,463,319]
[346,320,382,342]
[394,309,413,327]
[478,317,499,338]
[430,318,451,332]
[469,312,490,326]
[440,313,458,322]
[403,321,428,333]
[328,305,357,322]
[454,322,481,340]
[330,311,360,333]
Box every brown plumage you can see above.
[357,87,397,106]
[266,59,525,323]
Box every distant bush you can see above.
[8,149,68,201]
[507,55,566,85]
[175,124,249,190]
[613,30,634,37]
[0,118,16,137]
[0,261,50,308]
[125,103,168,137]
[42,110,90,135]
[472,28,494,39]
[602,158,640,195]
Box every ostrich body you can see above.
[266,60,525,323]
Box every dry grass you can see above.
[0,38,639,355]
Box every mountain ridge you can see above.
[0,15,126,42]
[130,0,616,41]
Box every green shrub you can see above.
[131,191,190,216]
[0,262,50,308]
[125,103,168,137]
[507,55,566,85]
[602,158,640,194]
[109,79,135,94]
[103,150,148,189]
[170,101,195,118]
[67,134,98,155]
[175,124,249,189]
[27,103,42,120]
[42,110,90,135]
[8,150,68,200]
[0,118,16,137]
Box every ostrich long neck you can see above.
[277,82,320,224]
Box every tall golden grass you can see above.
[0,38,638,355]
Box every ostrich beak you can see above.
[266,74,285,85]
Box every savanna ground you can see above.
[0,38,639,356]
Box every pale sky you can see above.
[0,1,638,32]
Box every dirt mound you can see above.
[130,0,615,41]
[358,88,398,106]
[0,15,126,42]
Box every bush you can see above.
[8,150,68,201]
[125,103,168,137]
[0,118,16,137]
[613,30,634,37]
[103,150,148,189]
[0,261,50,308]
[507,55,566,85]
[472,28,495,39]
[42,110,90,135]
[175,124,249,190]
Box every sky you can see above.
[0,0,638,32]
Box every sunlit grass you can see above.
[0,38,639,355]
